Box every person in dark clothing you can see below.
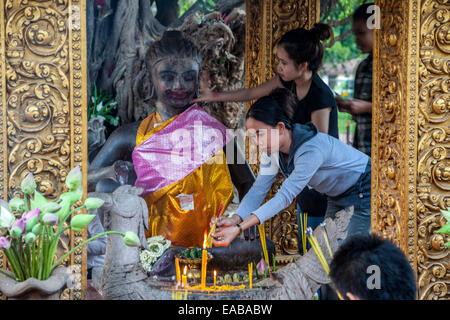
[211,88,371,248]
[336,3,374,156]
[329,234,417,300]
[194,23,339,253]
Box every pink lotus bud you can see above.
[11,218,26,233]
[0,236,11,249]
[256,258,268,274]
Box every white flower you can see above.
[147,242,164,258]
[148,235,165,243]
[139,236,171,272]
[0,206,15,229]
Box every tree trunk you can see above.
[155,0,179,26]
[87,0,247,125]
[87,0,166,124]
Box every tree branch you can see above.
[325,28,353,48]
[170,0,244,28]
[327,14,353,28]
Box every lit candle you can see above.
[213,270,217,288]
[201,232,208,289]
[175,257,181,286]
[182,265,188,288]
[248,263,253,289]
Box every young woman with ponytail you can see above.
[195,23,339,250]
[210,88,371,248]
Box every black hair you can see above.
[277,23,333,73]
[146,30,202,70]
[329,234,417,300]
[353,3,376,23]
[246,88,296,130]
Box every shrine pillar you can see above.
[245,0,320,258]
[372,0,449,300]
[0,0,88,299]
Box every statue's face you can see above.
[152,57,200,111]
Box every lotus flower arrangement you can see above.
[436,208,450,248]
[0,166,140,282]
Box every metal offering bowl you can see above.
[176,252,213,279]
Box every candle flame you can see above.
[203,231,207,249]
[183,265,187,275]
[214,270,217,276]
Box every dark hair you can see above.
[146,30,202,70]
[246,88,296,130]
[353,3,375,23]
[329,234,417,300]
[278,23,333,73]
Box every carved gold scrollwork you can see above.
[416,0,449,300]
[246,1,318,256]
[0,0,87,300]
[374,0,449,299]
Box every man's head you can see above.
[352,3,375,54]
[329,234,417,300]
[146,31,202,111]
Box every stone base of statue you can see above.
[90,185,353,300]
[0,266,69,300]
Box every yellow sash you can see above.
[136,111,233,247]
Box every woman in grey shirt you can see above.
[212,88,371,247]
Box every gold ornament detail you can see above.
[416,0,449,300]
[373,0,449,300]
[0,0,87,300]
[245,0,319,255]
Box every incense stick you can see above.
[207,204,224,248]
[306,227,343,300]
[258,223,270,273]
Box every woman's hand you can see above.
[336,96,353,113]
[336,97,372,115]
[212,225,240,247]
[192,71,217,103]
[210,214,242,232]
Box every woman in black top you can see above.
[194,23,338,253]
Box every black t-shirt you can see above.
[279,73,338,219]
[279,73,339,138]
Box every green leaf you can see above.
[440,209,450,222]
[445,242,450,249]
[30,190,49,210]
[436,223,450,235]
[207,0,215,7]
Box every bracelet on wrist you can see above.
[236,223,243,236]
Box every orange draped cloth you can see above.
[135,111,233,247]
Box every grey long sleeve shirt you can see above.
[236,130,369,224]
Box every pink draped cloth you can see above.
[132,105,234,196]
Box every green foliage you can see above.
[88,84,119,128]
[322,0,370,66]
[179,0,216,20]
[178,0,197,16]
[436,208,450,248]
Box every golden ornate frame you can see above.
[372,0,449,300]
[0,0,88,300]
[246,0,448,300]
[0,0,447,300]
[245,0,320,257]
